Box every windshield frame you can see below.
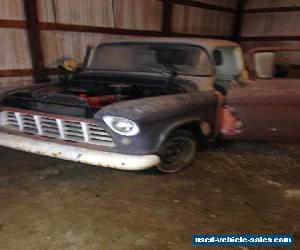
[84,42,214,77]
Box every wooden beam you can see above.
[232,0,246,41]
[244,6,300,13]
[0,19,26,29]
[162,0,173,34]
[0,68,59,77]
[40,22,230,39]
[159,0,235,13]
[169,32,231,39]
[0,69,33,77]
[241,36,300,41]
[40,22,163,36]
[23,0,48,83]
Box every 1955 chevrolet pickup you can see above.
[0,38,299,172]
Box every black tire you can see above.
[157,130,197,173]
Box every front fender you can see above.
[94,91,218,155]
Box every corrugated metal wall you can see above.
[38,0,162,30]
[241,0,300,50]
[41,31,138,68]
[0,29,32,70]
[244,0,300,8]
[0,0,25,20]
[0,0,238,87]
[172,4,234,36]
[38,0,237,68]
[1,0,299,87]
[0,0,32,86]
[38,0,163,68]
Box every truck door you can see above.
[224,49,300,143]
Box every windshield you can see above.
[87,43,212,76]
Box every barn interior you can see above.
[0,0,299,249]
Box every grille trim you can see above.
[0,111,114,147]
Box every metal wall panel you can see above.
[0,0,241,87]
[172,4,234,36]
[0,28,32,69]
[245,0,300,9]
[242,0,300,51]
[37,0,115,27]
[41,30,137,68]
[38,0,162,31]
[242,12,300,37]
[0,0,25,20]
[242,0,300,50]
[241,41,300,52]
[0,76,33,87]
[113,0,162,31]
[0,0,32,86]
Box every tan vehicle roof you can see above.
[101,37,240,54]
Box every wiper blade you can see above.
[162,63,178,77]
[143,66,173,76]
[137,65,178,77]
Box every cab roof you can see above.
[100,37,239,54]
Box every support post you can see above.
[23,0,48,82]
[232,0,246,42]
[162,0,173,34]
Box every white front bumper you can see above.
[0,132,160,170]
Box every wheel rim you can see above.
[159,136,196,172]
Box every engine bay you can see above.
[1,72,193,118]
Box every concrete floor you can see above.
[0,141,299,250]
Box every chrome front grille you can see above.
[0,111,114,147]
[40,117,59,138]
[64,121,85,142]
[22,114,38,134]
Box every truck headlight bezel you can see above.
[103,116,140,136]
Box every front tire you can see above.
[157,130,197,173]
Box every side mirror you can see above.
[83,46,95,68]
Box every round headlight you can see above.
[103,116,140,136]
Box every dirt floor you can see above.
[0,141,299,250]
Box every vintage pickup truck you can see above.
[0,38,299,172]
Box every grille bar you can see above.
[0,111,114,147]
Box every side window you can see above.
[213,47,245,94]
[274,51,300,78]
[254,52,275,79]
[254,51,300,79]
[213,50,223,66]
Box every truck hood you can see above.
[95,91,216,122]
